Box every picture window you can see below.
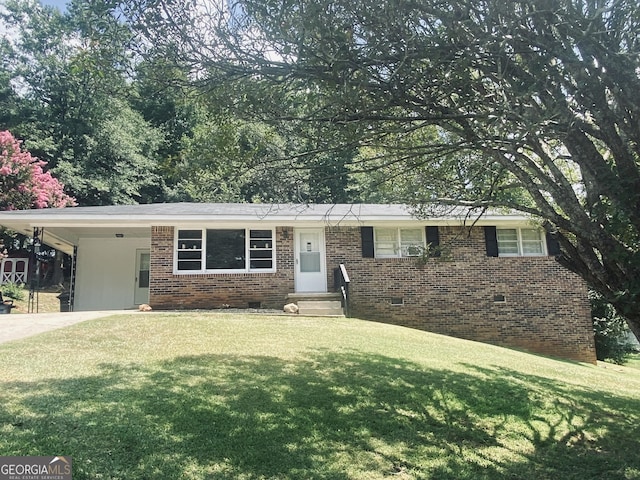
[175,228,275,273]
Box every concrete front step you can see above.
[286,292,342,301]
[295,299,344,317]
[285,293,345,316]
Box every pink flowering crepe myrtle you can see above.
[0,130,76,211]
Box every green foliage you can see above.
[168,110,312,203]
[54,99,165,205]
[1,0,164,206]
[0,0,371,209]
[1,281,25,301]
[591,291,639,364]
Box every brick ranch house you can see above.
[0,203,596,363]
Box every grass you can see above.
[0,313,639,479]
[625,353,640,372]
[3,286,61,314]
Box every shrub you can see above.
[1,281,26,301]
[591,291,638,364]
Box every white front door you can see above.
[295,228,327,293]
[134,249,150,305]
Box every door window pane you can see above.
[138,253,150,288]
[300,252,321,272]
[299,232,321,272]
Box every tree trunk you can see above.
[625,315,640,345]
[614,303,640,344]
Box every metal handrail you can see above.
[336,263,351,317]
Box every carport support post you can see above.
[68,245,77,312]
[28,227,42,313]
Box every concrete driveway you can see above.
[0,311,131,344]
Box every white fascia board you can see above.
[10,214,536,228]
[0,208,536,228]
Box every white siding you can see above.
[74,237,150,311]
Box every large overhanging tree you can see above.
[126,0,640,339]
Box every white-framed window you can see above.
[497,228,545,257]
[175,228,275,273]
[374,227,425,258]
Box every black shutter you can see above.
[361,227,374,258]
[484,226,499,257]
[546,232,561,256]
[425,226,441,257]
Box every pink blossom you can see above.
[0,130,76,210]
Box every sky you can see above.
[40,0,68,11]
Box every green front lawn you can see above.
[0,313,639,479]
[625,353,640,371]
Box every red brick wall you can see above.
[149,226,294,309]
[149,224,596,363]
[326,226,596,364]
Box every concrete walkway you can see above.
[0,310,132,344]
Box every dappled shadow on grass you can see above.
[1,352,639,479]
